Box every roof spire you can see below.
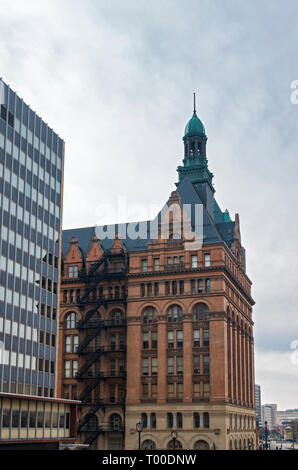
[193,92,196,114]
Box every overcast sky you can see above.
[1,0,298,410]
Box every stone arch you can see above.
[61,308,82,324]
[141,306,158,323]
[194,439,210,450]
[189,434,213,450]
[109,308,125,324]
[141,433,158,449]
[192,302,210,321]
[161,299,185,316]
[108,413,123,430]
[160,433,187,450]
[136,301,160,317]
[188,297,212,313]
[106,409,125,424]
[142,439,156,450]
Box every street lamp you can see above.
[136,421,144,450]
[171,430,177,450]
[265,421,268,451]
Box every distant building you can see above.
[255,385,261,427]
[277,409,298,425]
[262,404,277,429]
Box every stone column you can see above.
[210,314,228,402]
[126,319,142,403]
[157,318,167,403]
[183,315,193,403]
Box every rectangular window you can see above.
[194,356,200,374]
[73,360,78,377]
[177,383,183,398]
[154,258,160,271]
[194,383,200,398]
[151,384,157,399]
[203,329,209,347]
[179,280,184,294]
[142,384,148,398]
[73,336,78,352]
[204,254,211,267]
[142,358,149,376]
[168,384,174,398]
[205,278,210,293]
[177,356,183,374]
[198,279,204,293]
[191,255,198,268]
[168,357,174,374]
[152,332,158,349]
[191,279,196,294]
[152,357,158,375]
[194,330,200,347]
[65,336,71,353]
[142,259,148,272]
[65,360,70,378]
[204,383,210,398]
[143,332,149,349]
[168,331,174,348]
[203,356,210,374]
[177,330,183,348]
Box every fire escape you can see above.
[76,248,127,447]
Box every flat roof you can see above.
[0,392,80,405]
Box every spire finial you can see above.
[193,92,196,114]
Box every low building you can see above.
[0,392,80,449]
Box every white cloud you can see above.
[1,0,298,407]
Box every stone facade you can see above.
[56,103,256,450]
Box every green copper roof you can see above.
[184,111,206,137]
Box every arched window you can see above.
[109,413,122,431]
[142,440,156,450]
[194,440,209,450]
[167,305,183,322]
[84,414,98,430]
[167,412,173,428]
[229,440,233,450]
[193,412,200,428]
[143,307,157,324]
[111,310,124,325]
[66,312,78,329]
[203,412,209,428]
[177,413,183,428]
[141,413,148,429]
[193,303,209,321]
[167,439,182,449]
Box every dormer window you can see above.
[69,265,78,278]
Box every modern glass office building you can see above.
[0,78,64,397]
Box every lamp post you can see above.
[265,421,268,451]
[136,421,144,450]
[171,430,177,450]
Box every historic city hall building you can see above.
[57,101,256,450]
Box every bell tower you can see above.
[177,93,215,215]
